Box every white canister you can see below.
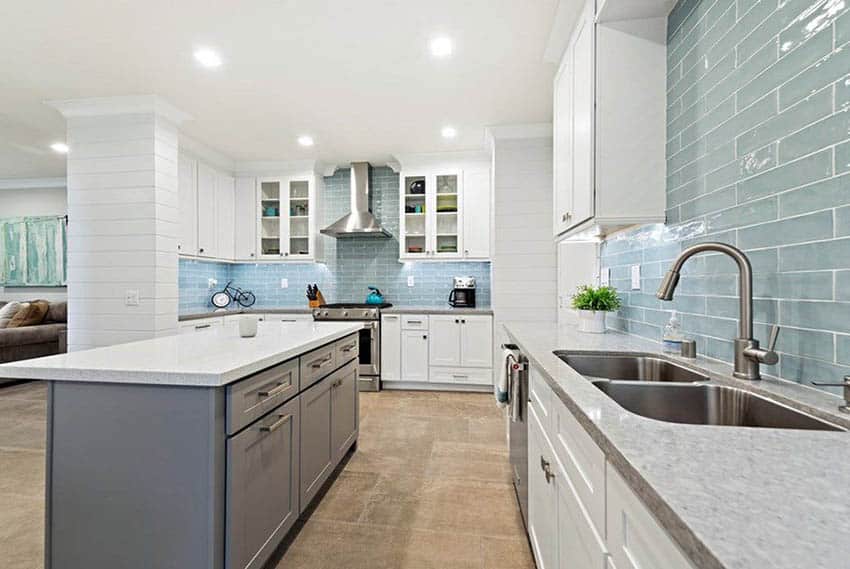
[239,315,258,338]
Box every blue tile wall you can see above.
[179,166,490,313]
[601,0,850,395]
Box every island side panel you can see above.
[47,381,226,569]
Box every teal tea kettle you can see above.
[365,286,385,305]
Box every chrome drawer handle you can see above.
[258,381,288,398]
[540,456,555,484]
[259,413,292,433]
[340,343,357,353]
[195,324,211,330]
[332,378,344,388]
[311,355,333,369]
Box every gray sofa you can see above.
[0,300,67,366]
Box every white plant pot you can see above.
[577,310,607,334]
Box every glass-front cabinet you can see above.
[257,176,317,260]
[399,170,462,260]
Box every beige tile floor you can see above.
[0,382,533,569]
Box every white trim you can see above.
[484,123,552,145]
[393,150,490,170]
[178,134,235,172]
[46,95,192,124]
[381,381,490,393]
[233,159,323,177]
[0,177,66,190]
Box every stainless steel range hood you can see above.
[321,162,392,239]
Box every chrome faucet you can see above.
[656,242,780,380]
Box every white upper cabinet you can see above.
[397,158,491,262]
[215,173,235,260]
[196,161,219,258]
[177,155,198,255]
[257,174,323,262]
[234,177,257,261]
[553,0,667,239]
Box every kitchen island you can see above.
[0,320,363,569]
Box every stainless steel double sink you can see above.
[555,352,844,432]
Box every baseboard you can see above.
[381,381,491,393]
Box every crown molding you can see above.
[46,95,193,124]
[484,123,552,144]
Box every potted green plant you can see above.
[570,285,622,334]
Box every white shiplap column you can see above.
[49,96,190,351]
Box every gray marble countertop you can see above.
[382,305,493,315]
[504,322,850,569]
[179,308,313,321]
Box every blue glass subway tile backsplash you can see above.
[179,166,490,314]
[601,0,850,395]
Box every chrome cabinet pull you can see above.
[259,413,291,433]
[311,354,333,369]
[258,381,289,398]
[195,324,211,330]
[340,342,357,353]
[540,456,555,484]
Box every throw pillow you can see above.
[0,301,22,329]
[7,300,50,328]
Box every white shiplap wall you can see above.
[491,134,557,365]
[65,113,180,350]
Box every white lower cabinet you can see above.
[401,330,429,382]
[527,363,697,569]
[380,313,493,386]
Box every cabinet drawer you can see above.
[180,318,222,333]
[401,315,428,330]
[552,399,606,537]
[264,313,313,323]
[557,456,608,569]
[607,464,696,569]
[429,366,492,385]
[334,334,360,365]
[227,358,300,435]
[300,343,337,389]
[529,365,554,436]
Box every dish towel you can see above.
[496,348,515,407]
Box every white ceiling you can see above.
[0,0,560,178]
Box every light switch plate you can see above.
[125,289,140,307]
[407,276,415,287]
[631,265,641,290]
[280,278,288,289]
[601,267,610,286]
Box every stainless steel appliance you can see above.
[320,162,392,238]
[504,344,529,528]
[312,303,391,391]
[448,276,476,308]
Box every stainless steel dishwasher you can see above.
[504,344,529,528]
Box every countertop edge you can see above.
[504,325,725,569]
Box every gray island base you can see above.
[0,321,363,569]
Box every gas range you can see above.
[312,303,393,321]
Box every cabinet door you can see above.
[462,169,490,259]
[528,407,558,569]
[607,464,695,569]
[177,155,198,255]
[570,3,595,227]
[216,173,235,260]
[300,376,333,512]
[400,173,429,259]
[432,172,461,258]
[258,178,283,259]
[401,330,429,382]
[226,396,300,569]
[553,44,574,236]
[234,177,257,260]
[196,161,217,257]
[331,362,359,463]
[285,178,311,259]
[428,315,462,367]
[460,315,493,368]
[557,462,607,569]
[381,314,402,381]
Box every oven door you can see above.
[358,321,380,378]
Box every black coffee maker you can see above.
[448,276,476,308]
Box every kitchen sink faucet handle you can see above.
[766,325,781,353]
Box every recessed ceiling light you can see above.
[430,36,453,58]
[441,126,457,139]
[50,142,69,154]
[298,135,315,147]
[194,47,223,68]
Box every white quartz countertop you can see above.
[0,321,363,387]
[504,322,850,569]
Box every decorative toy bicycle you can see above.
[210,281,256,309]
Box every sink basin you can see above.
[555,352,709,383]
[592,381,844,432]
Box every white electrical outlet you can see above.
[631,265,641,290]
[125,289,140,307]
[601,267,610,286]
[280,278,289,289]
[407,276,415,287]
[207,278,217,289]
